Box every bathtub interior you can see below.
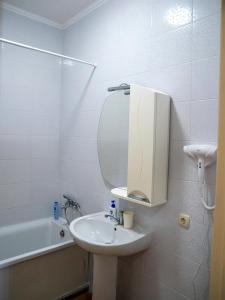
[0,218,72,262]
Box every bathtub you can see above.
[0,217,73,269]
[0,217,89,300]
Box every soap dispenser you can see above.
[109,200,117,218]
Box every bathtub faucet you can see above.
[61,194,82,225]
[62,194,81,210]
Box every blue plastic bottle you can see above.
[53,201,60,220]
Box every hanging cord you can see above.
[199,180,215,211]
[192,212,213,299]
[193,175,215,298]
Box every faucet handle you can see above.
[72,201,80,210]
[63,193,76,201]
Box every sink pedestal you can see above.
[92,254,117,300]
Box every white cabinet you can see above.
[112,85,170,207]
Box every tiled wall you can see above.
[62,0,221,299]
[0,0,221,299]
[0,8,63,225]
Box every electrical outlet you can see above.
[178,213,190,229]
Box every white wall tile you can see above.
[168,179,205,224]
[0,7,63,226]
[193,0,221,21]
[125,63,192,102]
[192,57,219,100]
[75,192,108,215]
[61,1,220,299]
[192,14,220,61]
[0,110,32,136]
[139,246,198,299]
[32,113,60,136]
[0,58,34,87]
[170,101,190,141]
[60,159,76,186]
[61,160,107,196]
[32,136,59,159]
[0,160,31,185]
[193,264,210,300]
[0,1,221,299]
[127,264,190,300]
[61,137,97,163]
[31,180,60,205]
[0,82,33,111]
[32,72,61,114]
[0,136,31,160]
[190,100,218,142]
[0,183,31,209]
[62,111,99,138]
[61,68,102,114]
[0,203,52,227]
[31,158,59,182]
[150,25,192,68]
[169,141,198,181]
[158,63,192,101]
[151,0,192,36]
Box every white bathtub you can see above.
[0,217,89,300]
[0,217,74,269]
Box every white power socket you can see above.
[178,213,190,229]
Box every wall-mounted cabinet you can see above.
[112,85,170,207]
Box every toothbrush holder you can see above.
[123,211,134,229]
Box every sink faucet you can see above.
[105,214,120,225]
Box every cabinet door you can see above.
[127,84,155,203]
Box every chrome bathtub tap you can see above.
[62,194,81,211]
[61,194,82,225]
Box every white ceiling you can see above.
[2,0,100,26]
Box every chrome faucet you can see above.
[105,214,120,225]
[62,194,81,211]
[61,194,82,225]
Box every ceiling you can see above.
[1,0,100,26]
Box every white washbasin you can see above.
[69,211,152,256]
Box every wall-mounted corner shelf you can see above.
[111,187,166,208]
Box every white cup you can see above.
[123,211,134,229]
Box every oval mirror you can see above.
[97,91,130,188]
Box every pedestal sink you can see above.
[69,212,152,300]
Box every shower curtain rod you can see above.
[0,38,97,68]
